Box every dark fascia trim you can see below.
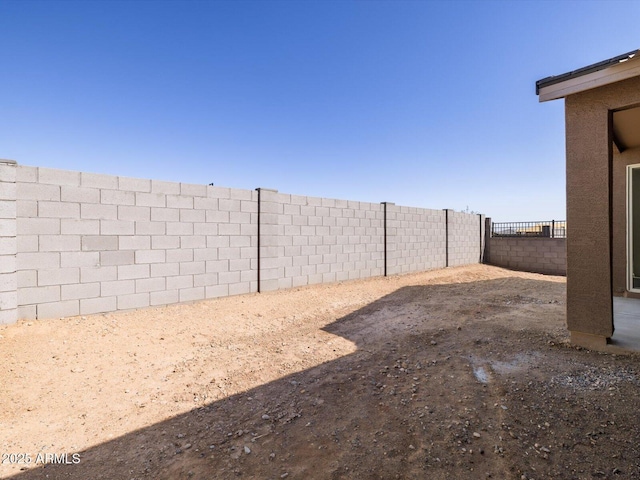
[535,49,640,95]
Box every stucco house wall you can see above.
[565,75,640,345]
[612,146,640,299]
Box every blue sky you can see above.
[2,0,639,221]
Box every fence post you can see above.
[443,209,449,267]
[552,219,555,239]
[479,214,484,263]
[484,217,492,264]
[381,202,388,277]
[255,188,261,293]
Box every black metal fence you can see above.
[491,220,566,239]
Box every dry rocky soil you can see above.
[1,264,640,480]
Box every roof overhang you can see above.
[613,106,640,152]
[536,49,640,102]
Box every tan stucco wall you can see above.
[565,75,640,341]
[612,146,640,299]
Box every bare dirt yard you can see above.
[1,264,640,480]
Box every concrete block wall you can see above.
[15,166,258,320]
[258,189,385,291]
[387,205,446,275]
[0,162,486,323]
[488,237,566,276]
[0,160,17,324]
[448,211,484,267]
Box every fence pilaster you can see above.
[484,217,492,264]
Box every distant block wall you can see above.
[487,237,566,276]
[0,162,486,324]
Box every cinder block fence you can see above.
[484,218,566,276]
[0,159,485,324]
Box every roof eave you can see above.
[536,49,640,102]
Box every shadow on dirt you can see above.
[8,276,639,480]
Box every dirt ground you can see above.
[1,264,640,480]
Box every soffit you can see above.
[613,106,640,152]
